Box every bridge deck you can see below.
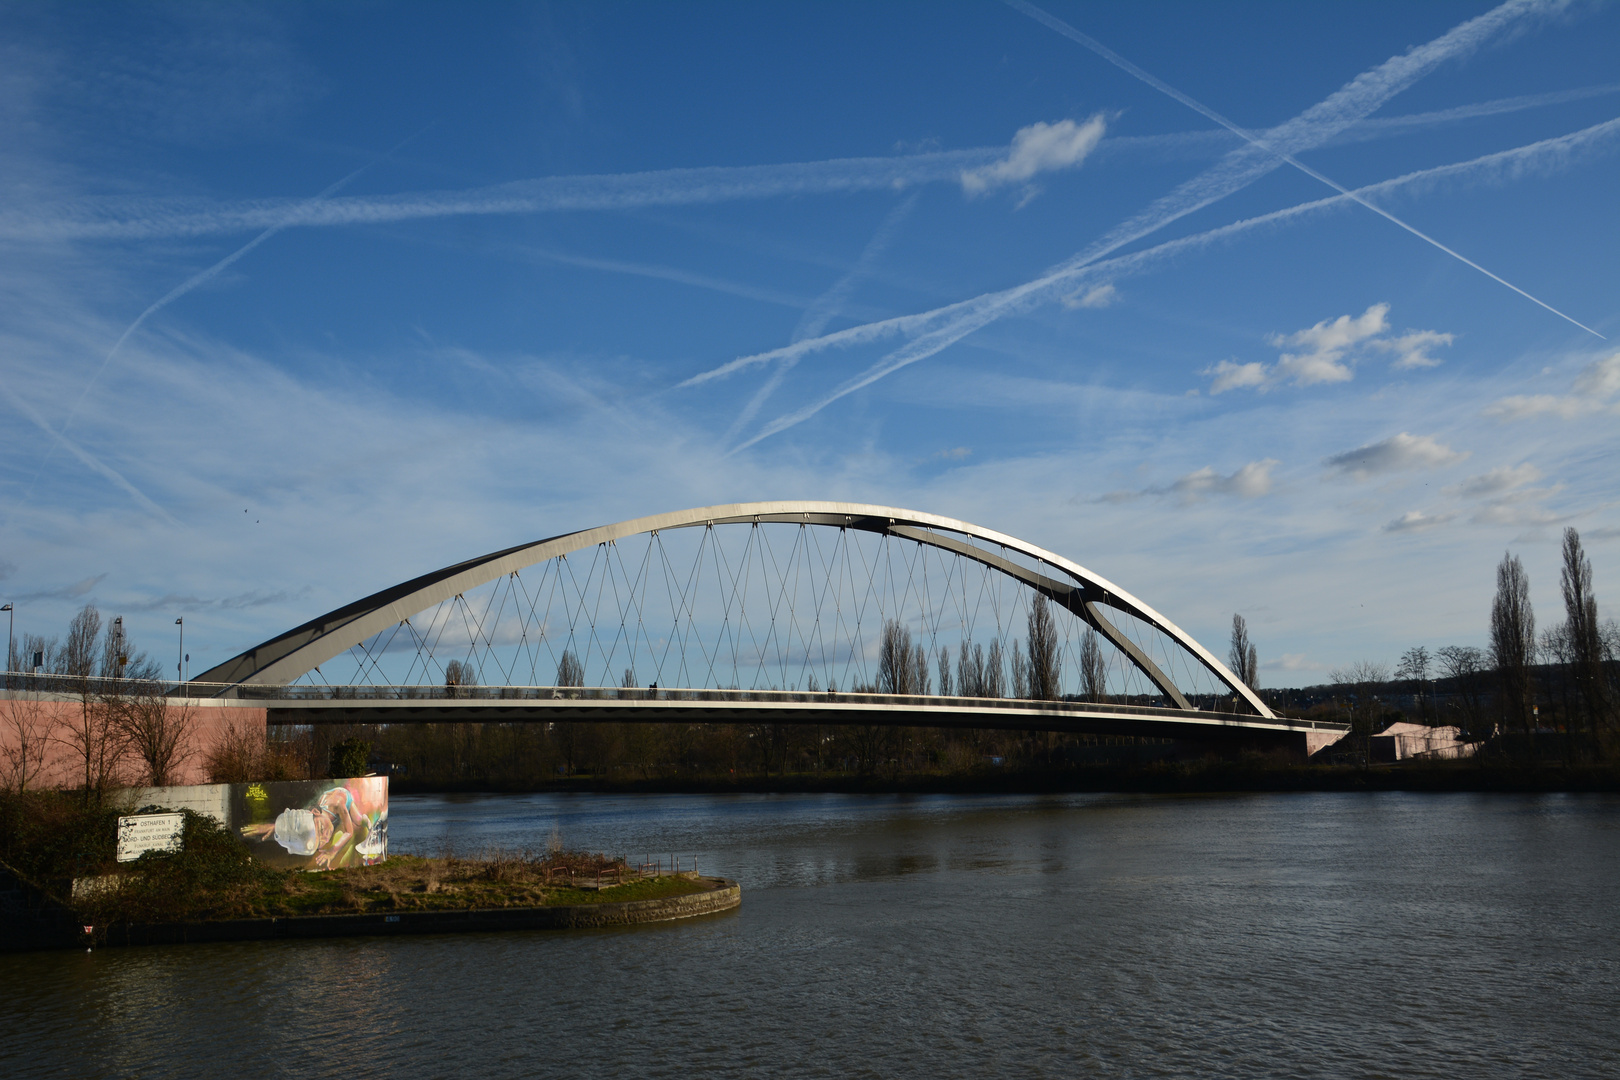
[245,685,1347,751]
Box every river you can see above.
[3,791,1616,1078]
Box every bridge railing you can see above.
[0,672,1346,731]
[240,682,1342,730]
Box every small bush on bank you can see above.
[0,789,120,886]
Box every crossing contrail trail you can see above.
[28,127,431,497]
[12,83,1608,246]
[687,0,1563,397]
[730,117,1620,451]
[705,0,1586,448]
[1004,0,1601,339]
[726,193,920,443]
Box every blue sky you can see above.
[2,0,1617,683]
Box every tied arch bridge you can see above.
[192,502,1346,755]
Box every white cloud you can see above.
[1204,359,1267,394]
[1470,501,1563,527]
[1275,350,1357,386]
[1375,329,1455,369]
[1206,305,1458,393]
[1099,458,1279,503]
[1064,283,1118,309]
[1323,432,1468,479]
[960,116,1107,195]
[1264,653,1321,672]
[1383,509,1455,533]
[1269,303,1388,386]
[1164,459,1279,500]
[1574,352,1620,397]
[1482,394,1590,420]
[1271,303,1390,358]
[1486,352,1620,420]
[1447,463,1541,497]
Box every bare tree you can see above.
[1026,595,1061,701]
[12,633,59,689]
[110,690,197,787]
[1331,659,1391,766]
[1436,645,1489,742]
[50,604,129,801]
[99,616,158,684]
[1,696,57,793]
[1079,629,1107,701]
[878,620,928,695]
[59,604,101,682]
[1560,528,1609,749]
[1229,614,1259,691]
[205,715,306,783]
[1395,645,1432,724]
[1490,551,1536,735]
[957,641,986,698]
[555,650,585,689]
[936,646,953,697]
[984,638,1006,699]
[444,659,478,698]
[1008,639,1029,700]
[911,642,931,696]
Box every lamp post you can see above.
[175,617,184,695]
[2,603,12,691]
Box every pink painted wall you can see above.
[0,693,266,789]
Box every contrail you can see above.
[1054,118,1620,290]
[4,149,1003,244]
[1006,0,1601,338]
[30,127,431,493]
[732,117,1620,450]
[495,240,821,311]
[1337,83,1620,143]
[13,82,1607,246]
[726,193,920,443]
[0,377,176,523]
[689,0,1559,396]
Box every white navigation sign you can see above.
[116,813,184,862]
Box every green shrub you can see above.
[0,790,119,886]
[81,809,275,924]
[328,737,372,779]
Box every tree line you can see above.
[2,604,199,799]
[1313,528,1619,761]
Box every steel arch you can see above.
[193,501,1272,717]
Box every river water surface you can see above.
[3,791,1617,1078]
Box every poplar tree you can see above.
[1490,552,1536,737]
[1079,629,1107,702]
[1560,528,1608,749]
[1026,595,1061,701]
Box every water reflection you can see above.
[4,792,1618,1078]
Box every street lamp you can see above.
[2,603,12,691]
[175,617,184,694]
[111,615,124,686]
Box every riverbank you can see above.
[4,849,739,952]
[0,796,739,952]
[89,873,741,949]
[389,759,1620,796]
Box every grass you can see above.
[244,854,711,919]
[9,802,713,925]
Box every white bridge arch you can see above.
[196,501,1272,719]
